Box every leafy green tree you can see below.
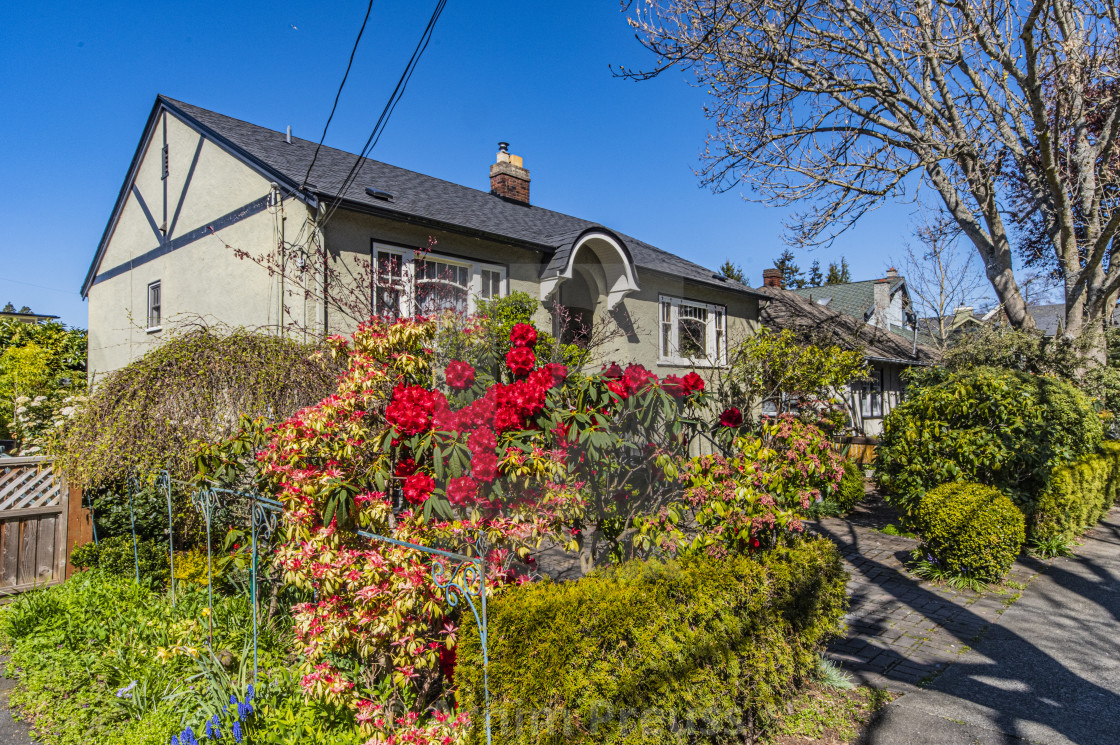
[0,319,86,443]
[825,258,851,285]
[717,328,868,432]
[773,249,805,288]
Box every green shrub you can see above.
[834,460,865,513]
[456,537,847,745]
[877,367,1102,512]
[69,536,170,581]
[913,483,1025,583]
[1031,442,1120,541]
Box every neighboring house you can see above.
[756,271,937,436]
[1019,303,1120,337]
[82,96,766,379]
[0,304,58,324]
[781,267,921,342]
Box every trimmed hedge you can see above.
[1031,442,1120,541]
[834,460,866,513]
[456,538,847,745]
[877,367,1102,513]
[913,483,1025,582]
[70,536,170,581]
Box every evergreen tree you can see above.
[825,257,852,285]
[807,260,823,287]
[718,260,745,283]
[773,250,806,288]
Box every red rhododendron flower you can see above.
[602,363,624,380]
[541,362,568,387]
[607,380,629,400]
[472,451,499,482]
[682,371,705,394]
[402,473,435,504]
[506,347,536,377]
[509,323,538,348]
[467,427,497,456]
[446,476,479,506]
[662,375,688,399]
[394,456,418,477]
[444,360,476,391]
[719,407,744,427]
[385,385,438,435]
[623,364,658,394]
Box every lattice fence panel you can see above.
[0,462,62,511]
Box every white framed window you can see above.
[658,295,727,366]
[853,368,883,418]
[146,280,162,332]
[371,243,505,318]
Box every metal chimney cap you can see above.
[498,141,509,153]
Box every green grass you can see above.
[878,523,918,539]
[766,685,891,743]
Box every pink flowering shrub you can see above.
[245,315,712,740]
[637,415,845,557]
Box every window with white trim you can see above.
[146,280,162,332]
[853,368,884,418]
[371,243,505,318]
[658,295,727,365]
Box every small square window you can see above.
[147,281,162,331]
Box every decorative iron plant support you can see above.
[158,471,176,606]
[170,473,492,745]
[126,474,141,584]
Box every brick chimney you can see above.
[871,279,891,328]
[490,142,530,204]
[762,268,783,288]
[885,267,899,279]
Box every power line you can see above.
[318,0,449,229]
[302,0,376,187]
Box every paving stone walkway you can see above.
[812,503,1041,692]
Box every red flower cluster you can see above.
[663,371,705,399]
[506,347,536,377]
[606,363,662,400]
[509,323,538,348]
[403,473,435,504]
[444,360,476,391]
[386,386,444,435]
[719,407,744,427]
[446,476,479,505]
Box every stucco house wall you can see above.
[84,96,764,384]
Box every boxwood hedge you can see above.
[1031,442,1120,541]
[455,538,847,745]
[913,483,1025,582]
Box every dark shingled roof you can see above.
[159,97,760,298]
[788,277,906,321]
[757,286,938,365]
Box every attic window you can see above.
[365,187,394,201]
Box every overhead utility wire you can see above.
[318,0,449,229]
[302,0,376,187]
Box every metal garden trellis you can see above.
[117,470,492,745]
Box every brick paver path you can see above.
[813,508,1040,692]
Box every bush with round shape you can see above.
[1032,442,1120,541]
[877,367,1102,513]
[70,535,170,582]
[913,483,1025,583]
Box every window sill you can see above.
[146,326,163,334]
[657,358,724,369]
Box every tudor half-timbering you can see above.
[83,96,765,380]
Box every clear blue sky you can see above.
[0,0,920,329]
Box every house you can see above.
[82,96,765,380]
[757,270,937,436]
[0,304,58,325]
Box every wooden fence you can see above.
[0,457,71,596]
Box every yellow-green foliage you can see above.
[914,483,1025,582]
[456,538,847,745]
[834,460,866,513]
[172,549,214,586]
[1032,442,1120,542]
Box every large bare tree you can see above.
[893,210,990,350]
[624,0,1120,360]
